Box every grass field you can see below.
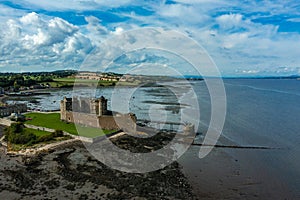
[54,78,98,83]
[25,128,52,137]
[48,78,117,87]
[8,127,71,151]
[24,113,116,138]
[42,78,115,88]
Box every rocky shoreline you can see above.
[0,132,197,199]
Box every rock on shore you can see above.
[0,133,196,199]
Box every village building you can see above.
[29,84,45,89]
[9,113,26,121]
[75,72,120,82]
[0,104,27,117]
[60,96,136,131]
[0,87,4,95]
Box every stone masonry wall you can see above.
[63,111,136,131]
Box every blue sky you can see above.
[0,0,300,76]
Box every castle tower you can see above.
[98,96,108,116]
[80,97,91,113]
[90,99,99,115]
[60,97,72,121]
[72,97,80,112]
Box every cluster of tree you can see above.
[0,75,37,88]
[0,70,77,88]
[37,129,64,143]
[6,123,36,145]
[5,123,64,146]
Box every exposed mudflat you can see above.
[0,133,196,200]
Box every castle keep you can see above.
[60,96,136,130]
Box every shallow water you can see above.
[186,79,300,198]
[7,79,300,197]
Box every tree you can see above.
[53,129,64,137]
[6,123,36,145]
[10,123,24,133]
[13,80,20,90]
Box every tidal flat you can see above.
[0,135,196,200]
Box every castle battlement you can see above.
[60,96,110,116]
[60,96,136,131]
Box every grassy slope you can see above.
[8,128,70,151]
[46,78,116,87]
[24,113,116,138]
[25,128,52,137]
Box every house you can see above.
[0,104,27,117]
[30,84,44,89]
[9,113,25,122]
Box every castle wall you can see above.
[63,111,136,131]
[98,115,119,130]
[60,101,66,121]
[60,96,136,131]
[113,114,137,132]
[64,111,99,128]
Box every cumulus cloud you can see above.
[114,27,124,35]
[18,0,133,11]
[85,16,108,35]
[0,12,93,71]
[216,14,243,30]
[0,0,300,75]
[19,14,80,48]
[157,3,211,25]
[20,12,40,25]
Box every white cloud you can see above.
[6,19,22,39]
[20,12,39,25]
[222,32,248,49]
[114,27,124,35]
[19,0,133,11]
[1,0,300,75]
[216,14,243,29]
[0,12,93,71]
[23,28,48,46]
[63,32,92,54]
[48,17,78,34]
[157,3,211,25]
[83,16,110,46]
[241,70,260,74]
[172,0,232,10]
[0,4,26,19]
[20,16,79,48]
[287,18,300,23]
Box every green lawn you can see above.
[54,78,116,84]
[54,78,76,82]
[54,78,98,83]
[8,127,71,151]
[25,128,51,137]
[24,113,116,138]
[43,78,116,88]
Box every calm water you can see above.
[8,79,300,147]
[8,79,300,196]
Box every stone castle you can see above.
[60,96,136,131]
